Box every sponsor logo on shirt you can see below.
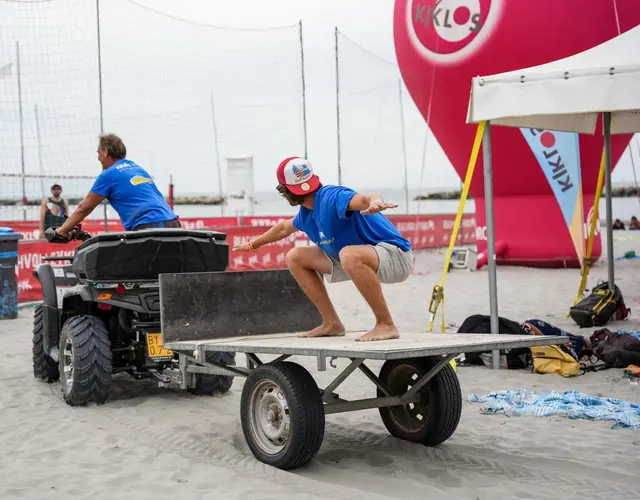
[318,237,335,246]
[116,160,136,170]
[130,175,152,186]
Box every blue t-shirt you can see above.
[90,159,177,231]
[292,185,411,261]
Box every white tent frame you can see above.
[466,27,640,369]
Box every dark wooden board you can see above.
[160,269,323,343]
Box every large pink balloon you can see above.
[394,0,640,267]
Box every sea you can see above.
[1,188,640,223]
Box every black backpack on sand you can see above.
[569,281,627,328]
[457,314,530,369]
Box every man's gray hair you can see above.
[99,133,127,159]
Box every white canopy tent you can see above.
[466,25,640,369]
[467,25,640,132]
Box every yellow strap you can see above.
[567,148,606,315]
[427,285,443,332]
[440,293,446,333]
[426,121,485,372]
[428,120,486,334]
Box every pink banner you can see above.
[393,0,640,267]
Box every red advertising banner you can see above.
[10,214,476,303]
[0,217,241,241]
[388,214,476,250]
[16,240,84,303]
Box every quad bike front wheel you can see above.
[32,305,60,383]
[59,315,113,406]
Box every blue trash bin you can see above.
[0,227,23,320]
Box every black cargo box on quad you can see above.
[72,229,229,282]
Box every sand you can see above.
[2,230,640,500]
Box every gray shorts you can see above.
[319,242,413,284]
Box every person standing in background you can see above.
[39,183,69,236]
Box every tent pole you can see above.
[482,121,500,369]
[603,112,615,289]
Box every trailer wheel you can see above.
[378,356,462,446]
[189,351,236,395]
[240,361,325,470]
[59,315,112,406]
[32,305,60,383]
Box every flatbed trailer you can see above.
[165,331,568,470]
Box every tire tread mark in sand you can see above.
[96,408,400,500]
[321,423,638,500]
[38,383,400,500]
[41,380,638,500]
[40,381,636,500]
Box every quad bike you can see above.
[32,225,234,406]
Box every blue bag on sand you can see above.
[523,319,585,360]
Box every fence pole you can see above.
[96,0,104,134]
[34,104,45,198]
[334,27,342,185]
[398,79,409,214]
[299,20,308,159]
[210,93,224,215]
[16,42,27,221]
[96,0,108,231]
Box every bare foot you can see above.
[356,323,400,342]
[298,322,346,338]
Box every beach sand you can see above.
[2,230,640,500]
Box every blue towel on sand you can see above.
[468,389,640,430]
[615,330,640,341]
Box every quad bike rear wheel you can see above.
[189,351,236,396]
[59,315,113,406]
[32,305,60,383]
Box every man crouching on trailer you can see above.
[233,157,413,342]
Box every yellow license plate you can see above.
[146,333,173,358]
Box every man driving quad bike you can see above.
[55,133,180,238]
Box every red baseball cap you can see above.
[276,156,320,196]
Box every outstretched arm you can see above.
[348,193,398,214]
[233,218,297,251]
[56,192,105,237]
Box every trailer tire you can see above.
[378,356,462,446]
[189,351,236,396]
[32,305,60,383]
[241,361,325,470]
[59,315,112,406]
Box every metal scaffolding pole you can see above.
[603,112,615,289]
[482,122,500,370]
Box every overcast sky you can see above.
[1,0,638,199]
